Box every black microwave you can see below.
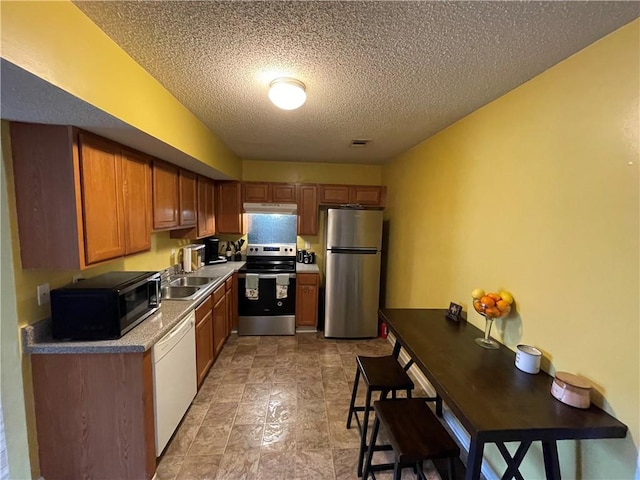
[51,271,161,340]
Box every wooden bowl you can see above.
[550,372,591,409]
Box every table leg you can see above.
[542,440,562,480]
[497,441,531,480]
[392,339,401,358]
[465,436,484,480]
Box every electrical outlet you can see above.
[72,274,84,283]
[37,283,50,306]
[304,241,311,249]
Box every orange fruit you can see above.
[488,292,501,302]
[485,306,501,318]
[480,296,495,307]
[496,300,511,314]
[473,300,483,313]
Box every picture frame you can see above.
[446,302,463,321]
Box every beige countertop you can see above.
[22,262,245,355]
[296,263,320,273]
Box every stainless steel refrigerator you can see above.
[324,208,383,338]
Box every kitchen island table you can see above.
[378,308,627,480]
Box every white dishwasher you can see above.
[152,311,197,456]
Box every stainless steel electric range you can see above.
[237,244,297,335]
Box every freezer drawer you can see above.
[324,250,381,338]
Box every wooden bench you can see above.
[363,398,460,480]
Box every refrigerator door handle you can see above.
[329,247,378,254]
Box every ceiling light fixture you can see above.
[268,78,307,110]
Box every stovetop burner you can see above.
[239,255,296,274]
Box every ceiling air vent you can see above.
[350,139,371,148]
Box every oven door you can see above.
[238,273,296,335]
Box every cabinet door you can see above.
[231,273,239,331]
[152,161,179,230]
[243,182,270,202]
[350,185,386,206]
[195,311,214,387]
[319,184,350,205]
[216,182,243,234]
[122,150,152,254]
[78,133,126,265]
[213,294,227,357]
[296,273,319,327]
[272,183,297,203]
[297,184,318,235]
[179,170,197,227]
[225,276,233,338]
[197,176,215,237]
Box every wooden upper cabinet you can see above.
[319,184,350,204]
[271,183,297,203]
[243,182,270,202]
[216,182,243,234]
[10,124,152,269]
[122,149,152,254]
[152,161,180,230]
[78,133,126,265]
[297,184,318,236]
[350,185,386,206]
[319,184,386,207]
[243,182,296,203]
[179,170,197,227]
[197,176,215,238]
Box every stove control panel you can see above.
[246,244,297,257]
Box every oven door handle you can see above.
[237,273,296,279]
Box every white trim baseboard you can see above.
[387,332,499,480]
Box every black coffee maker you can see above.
[203,237,220,264]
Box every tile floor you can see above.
[156,332,445,480]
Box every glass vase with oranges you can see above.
[471,289,514,349]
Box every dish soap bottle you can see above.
[225,242,232,262]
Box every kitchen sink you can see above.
[161,285,201,300]
[170,276,218,287]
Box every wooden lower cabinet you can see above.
[296,273,319,328]
[225,276,233,337]
[231,273,239,330]
[195,295,214,387]
[31,352,156,480]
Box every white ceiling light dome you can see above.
[268,78,307,110]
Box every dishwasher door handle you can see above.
[154,312,195,363]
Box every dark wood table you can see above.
[378,308,628,480]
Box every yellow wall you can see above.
[0,0,241,179]
[242,159,382,185]
[382,20,639,478]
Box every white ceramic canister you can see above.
[515,344,542,374]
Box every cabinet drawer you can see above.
[213,284,225,304]
[195,295,213,322]
[297,273,319,286]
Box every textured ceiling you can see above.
[58,2,640,164]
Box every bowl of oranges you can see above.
[471,289,514,349]
[471,289,514,319]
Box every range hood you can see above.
[243,202,297,215]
